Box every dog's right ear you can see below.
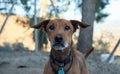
[70,20,90,32]
[31,20,50,29]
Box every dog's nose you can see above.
[55,35,63,43]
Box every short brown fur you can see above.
[32,19,89,74]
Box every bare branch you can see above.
[106,39,120,63]
[0,2,15,34]
[49,0,59,18]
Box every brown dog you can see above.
[32,19,89,74]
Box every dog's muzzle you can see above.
[51,35,68,50]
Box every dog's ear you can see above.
[70,20,90,32]
[31,20,50,29]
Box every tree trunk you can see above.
[77,0,97,55]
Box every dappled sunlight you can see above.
[0,14,35,51]
[0,14,119,55]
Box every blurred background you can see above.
[0,0,120,74]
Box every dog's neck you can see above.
[51,47,71,61]
[49,42,74,73]
[50,41,73,61]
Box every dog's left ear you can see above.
[31,20,50,30]
[70,20,90,32]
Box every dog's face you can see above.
[32,19,89,51]
[46,19,74,50]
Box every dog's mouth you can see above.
[53,43,64,47]
[51,41,69,50]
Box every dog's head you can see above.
[32,19,89,51]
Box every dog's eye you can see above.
[64,26,70,30]
[49,25,55,30]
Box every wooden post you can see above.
[34,0,39,53]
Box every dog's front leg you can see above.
[79,58,89,74]
[43,62,54,74]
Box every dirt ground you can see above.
[0,50,120,74]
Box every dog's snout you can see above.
[55,35,63,43]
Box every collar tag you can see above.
[58,68,65,74]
